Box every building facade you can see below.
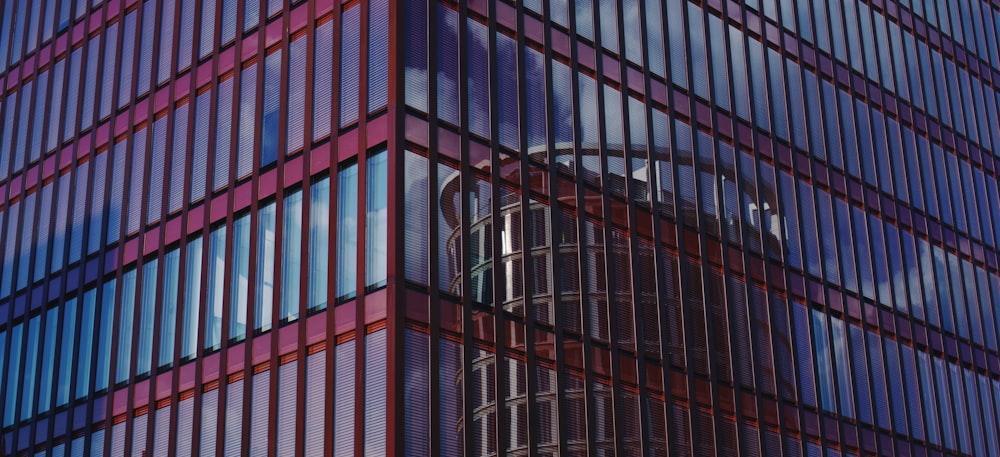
[1,0,1000,455]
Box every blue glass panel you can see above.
[57,298,76,405]
[4,323,22,426]
[231,215,250,341]
[75,288,97,398]
[136,259,158,377]
[256,203,276,331]
[206,225,226,349]
[340,4,361,126]
[182,238,202,360]
[366,151,388,289]
[281,192,302,322]
[337,163,358,301]
[20,316,40,420]
[368,0,389,112]
[159,250,180,368]
[96,278,116,391]
[309,178,330,310]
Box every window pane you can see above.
[1,201,18,297]
[176,395,194,457]
[199,0,216,58]
[256,203,276,331]
[287,35,306,153]
[366,151,388,289]
[404,331,430,453]
[365,330,388,454]
[313,19,333,140]
[191,89,211,202]
[368,0,389,112]
[127,128,147,235]
[137,0,155,97]
[309,178,330,311]
[238,63,257,180]
[157,0,175,85]
[137,258,158,377]
[64,46,83,141]
[262,50,281,167]
[404,0,428,111]
[206,226,226,350]
[812,309,835,412]
[688,5,708,100]
[148,117,168,224]
[304,351,326,455]
[68,161,89,265]
[277,360,297,454]
[107,138,128,244]
[37,307,58,414]
[75,288,97,398]
[169,104,189,213]
[57,298,76,405]
[4,323,22,426]
[231,214,251,341]
[221,0,237,45]
[182,238,203,360]
[20,316,39,420]
[215,77,234,191]
[177,0,195,71]
[118,10,137,108]
[31,70,49,163]
[340,4,360,126]
[245,0,259,31]
[249,370,270,456]
[337,163,358,301]
[117,270,137,384]
[334,340,356,456]
[466,18,489,139]
[159,249,180,368]
[34,182,54,281]
[96,278,116,391]
[281,191,303,322]
[200,389,219,455]
[404,151,429,285]
[224,378,243,455]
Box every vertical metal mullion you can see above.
[109,0,147,449]
[663,2,697,451]
[386,0,407,450]
[238,59,261,457]
[423,1,443,455]
[266,17,291,453]
[294,3,315,456]
[589,2,634,455]
[323,4,344,456]
[557,2,586,455]
[455,2,478,455]
[565,2,601,453]
[354,0,373,451]
[697,3,750,455]
[610,0,659,455]
[484,1,509,455]
[632,1,677,453]
[147,0,179,450]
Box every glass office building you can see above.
[2,0,1000,455]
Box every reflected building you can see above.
[2,0,1000,456]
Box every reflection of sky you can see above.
[436,4,459,126]
[467,19,490,138]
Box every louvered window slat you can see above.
[334,341,356,456]
[176,397,194,457]
[224,379,244,456]
[304,352,326,456]
[277,361,297,456]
